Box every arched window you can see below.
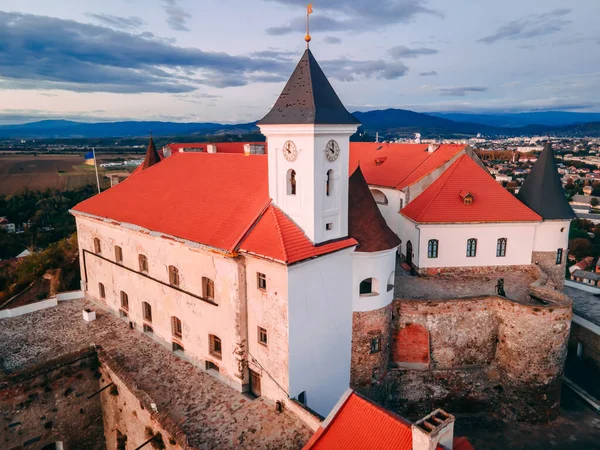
[326,169,333,196]
[114,245,123,263]
[139,254,148,273]
[287,169,297,195]
[359,278,379,296]
[370,189,388,205]
[428,239,438,258]
[209,334,222,359]
[168,265,179,286]
[93,238,101,254]
[172,316,182,339]
[142,301,152,323]
[466,238,477,257]
[496,238,507,257]
[202,277,215,301]
[387,270,395,292]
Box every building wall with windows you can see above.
[352,248,397,313]
[409,222,537,271]
[287,248,355,417]
[75,216,248,390]
[370,187,405,243]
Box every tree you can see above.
[570,237,593,260]
[592,198,599,208]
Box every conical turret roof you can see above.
[517,143,575,220]
[141,136,161,170]
[258,49,360,126]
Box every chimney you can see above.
[412,409,455,450]
[428,144,439,154]
[207,144,217,154]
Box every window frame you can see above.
[496,238,507,257]
[427,239,439,258]
[288,169,297,196]
[209,334,222,360]
[258,326,268,346]
[202,277,215,301]
[172,316,183,339]
[93,238,102,254]
[142,301,152,323]
[466,238,477,258]
[120,291,129,311]
[168,265,180,287]
[114,245,123,264]
[556,248,563,265]
[370,336,382,354]
[257,272,267,290]
[99,282,106,299]
[326,169,333,196]
[359,278,379,296]
[139,254,149,273]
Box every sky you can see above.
[0,0,599,124]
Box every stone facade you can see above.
[0,349,105,450]
[532,251,567,290]
[351,289,572,422]
[350,304,392,388]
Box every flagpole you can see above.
[93,147,101,194]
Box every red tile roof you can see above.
[166,142,268,154]
[72,152,356,264]
[304,391,472,450]
[348,143,466,190]
[401,155,542,224]
[73,152,271,253]
[239,205,357,264]
[348,167,400,253]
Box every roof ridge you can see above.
[397,145,466,190]
[394,144,431,189]
[270,206,289,263]
[412,154,465,221]
[232,199,273,253]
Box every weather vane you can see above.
[305,4,313,48]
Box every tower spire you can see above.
[305,4,313,48]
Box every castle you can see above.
[70,47,574,426]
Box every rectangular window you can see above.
[209,335,222,359]
[94,238,102,254]
[99,282,106,299]
[258,326,268,346]
[172,342,184,352]
[205,360,219,372]
[556,248,563,265]
[172,316,182,339]
[496,238,507,257]
[142,302,152,323]
[169,265,180,287]
[325,223,333,231]
[257,272,267,290]
[143,324,153,334]
[202,277,215,301]
[114,245,123,264]
[120,291,129,310]
[139,254,149,273]
[427,239,438,258]
[370,336,382,354]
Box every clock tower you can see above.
[258,49,360,244]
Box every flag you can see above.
[307,3,313,15]
[84,151,95,165]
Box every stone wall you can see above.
[350,304,392,388]
[569,322,600,369]
[99,351,189,450]
[351,290,572,422]
[0,349,105,450]
[532,251,567,289]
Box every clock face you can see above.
[282,140,298,162]
[325,140,340,162]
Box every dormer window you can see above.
[460,191,473,205]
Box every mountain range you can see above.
[1,110,599,139]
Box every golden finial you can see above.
[306,4,313,49]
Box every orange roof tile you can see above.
[401,155,542,223]
[73,152,271,252]
[166,142,268,154]
[348,143,466,190]
[239,205,357,264]
[304,391,473,450]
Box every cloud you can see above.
[320,58,409,82]
[324,36,342,44]
[85,13,145,30]
[266,0,442,35]
[438,86,488,97]
[388,45,438,58]
[478,9,572,44]
[0,11,291,93]
[162,0,192,31]
[419,70,437,76]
